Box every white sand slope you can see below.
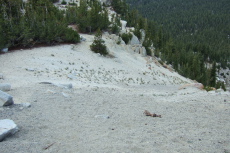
[0,33,230,153]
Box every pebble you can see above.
[20,103,31,108]
[94,115,110,119]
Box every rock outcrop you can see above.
[129,34,140,45]
[0,83,11,92]
[0,119,19,141]
[0,90,14,106]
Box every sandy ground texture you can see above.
[0,33,230,153]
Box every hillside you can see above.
[0,1,230,152]
[0,32,230,153]
[126,0,230,66]
[0,33,191,88]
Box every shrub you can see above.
[204,86,214,92]
[69,2,76,5]
[111,24,120,34]
[121,33,132,44]
[221,82,226,91]
[61,0,67,5]
[133,28,141,40]
[64,28,80,43]
[215,81,221,89]
[90,29,108,56]
[50,0,59,2]
[158,60,164,65]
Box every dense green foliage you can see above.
[49,0,59,3]
[124,0,230,88]
[65,0,110,33]
[90,29,108,56]
[0,0,80,49]
[1,0,227,89]
[121,33,132,44]
[0,0,111,50]
[126,0,230,68]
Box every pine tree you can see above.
[90,29,108,56]
[77,0,89,32]
[221,82,226,91]
[210,61,216,87]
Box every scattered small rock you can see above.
[20,103,31,108]
[46,89,56,94]
[39,82,52,85]
[94,115,110,119]
[0,83,11,91]
[80,36,86,42]
[67,74,77,80]
[0,119,19,141]
[55,83,73,89]
[26,68,35,72]
[40,82,73,89]
[61,92,69,98]
[0,90,14,106]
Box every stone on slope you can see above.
[120,20,127,31]
[140,29,146,44]
[0,119,19,141]
[140,47,147,56]
[0,90,14,106]
[0,83,11,91]
[1,48,8,53]
[129,34,140,45]
[20,103,31,108]
[0,73,3,79]
[55,83,73,89]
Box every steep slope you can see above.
[0,38,229,153]
[0,1,229,152]
[0,32,191,89]
[126,0,230,66]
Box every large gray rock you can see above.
[0,73,3,79]
[0,119,19,141]
[141,47,147,56]
[129,34,140,45]
[0,90,14,106]
[1,48,8,53]
[0,83,11,91]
